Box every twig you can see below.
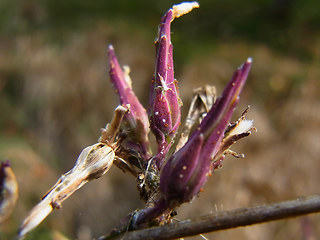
[99,194,320,240]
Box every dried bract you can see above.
[18,106,128,239]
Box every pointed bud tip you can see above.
[1,160,10,168]
[108,44,114,51]
[238,57,253,70]
[107,45,115,60]
[107,45,115,58]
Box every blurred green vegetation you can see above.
[1,0,320,239]
[1,0,320,57]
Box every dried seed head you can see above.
[18,105,128,239]
[73,143,115,180]
[18,143,115,239]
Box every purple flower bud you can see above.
[0,160,18,223]
[197,58,252,159]
[108,45,150,159]
[148,2,199,168]
[160,58,252,206]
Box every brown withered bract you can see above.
[175,85,217,152]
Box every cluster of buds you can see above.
[108,3,201,170]
[108,1,254,228]
[18,1,255,238]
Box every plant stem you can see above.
[99,194,320,240]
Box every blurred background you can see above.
[1,0,320,239]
